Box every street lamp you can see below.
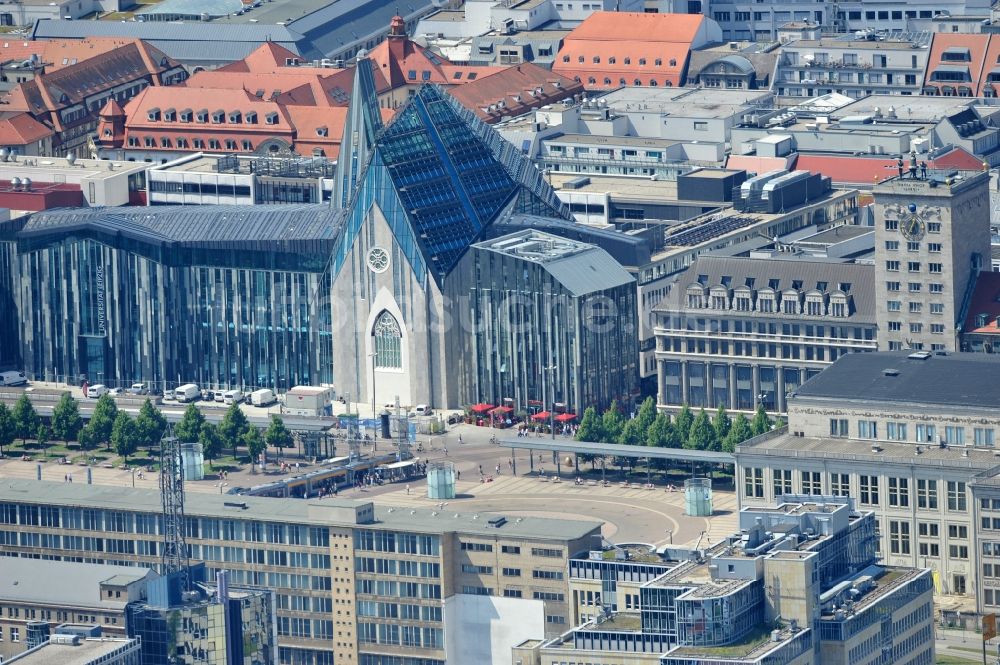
[368,352,378,451]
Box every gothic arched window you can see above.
[373,311,402,369]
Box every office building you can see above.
[455,229,638,414]
[515,497,934,665]
[127,566,276,665]
[653,254,877,413]
[735,350,1000,611]
[0,204,337,392]
[873,169,991,352]
[774,31,933,99]
[0,479,602,665]
[146,154,337,207]
[6,634,141,665]
[0,559,154,661]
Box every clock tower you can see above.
[873,170,991,352]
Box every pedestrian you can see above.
[479,465,483,475]
[456,469,461,480]
[495,463,501,476]
[64,474,68,482]
[406,484,411,495]
[896,157,904,178]
[443,447,449,457]
[458,434,463,445]
[920,161,928,179]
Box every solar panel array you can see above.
[664,215,759,247]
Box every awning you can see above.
[532,411,552,421]
[382,458,419,470]
[554,413,577,422]
[469,403,496,414]
[491,406,514,414]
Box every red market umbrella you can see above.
[490,406,513,415]
[469,403,495,414]
[531,411,552,421]
[554,413,577,422]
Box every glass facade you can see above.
[330,85,567,286]
[4,209,335,391]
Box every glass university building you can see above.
[0,56,640,409]
[0,206,337,391]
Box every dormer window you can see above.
[163,108,175,121]
[225,139,237,150]
[265,112,279,125]
[196,110,208,123]
[179,109,192,122]
[624,57,631,65]
[211,110,225,124]
[669,59,676,66]
[592,56,600,63]
[147,107,160,121]
[245,111,258,124]
[208,139,220,150]
[639,58,646,65]
[608,56,616,64]
[316,126,328,137]
[655,58,662,66]
[229,111,241,124]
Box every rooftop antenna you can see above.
[159,427,190,592]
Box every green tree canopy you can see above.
[111,411,139,463]
[199,423,223,465]
[35,424,49,449]
[51,393,82,442]
[243,427,265,472]
[712,405,731,444]
[0,402,15,455]
[618,418,645,447]
[724,414,753,452]
[11,394,40,443]
[219,403,250,455]
[646,412,678,448]
[135,399,167,448]
[89,393,118,448]
[686,408,718,451]
[751,404,772,437]
[77,424,96,452]
[600,400,625,444]
[635,397,657,432]
[674,405,694,443]
[575,407,603,443]
[174,403,206,443]
[265,415,293,451]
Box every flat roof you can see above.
[0,559,152,608]
[549,133,679,148]
[831,95,975,121]
[0,156,145,180]
[738,430,1000,472]
[0,479,601,541]
[600,86,772,119]
[7,638,136,665]
[794,224,873,244]
[792,350,1000,410]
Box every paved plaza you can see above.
[0,421,738,549]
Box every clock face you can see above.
[900,213,925,241]
[366,246,390,273]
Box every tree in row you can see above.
[575,397,778,453]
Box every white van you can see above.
[215,390,226,403]
[0,371,27,387]
[86,384,108,398]
[249,388,276,407]
[175,384,200,403]
[415,404,432,416]
[223,390,244,405]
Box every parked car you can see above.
[128,383,149,395]
[0,371,27,387]
[415,404,433,416]
[86,384,109,398]
[108,387,124,397]
[223,390,244,405]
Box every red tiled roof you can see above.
[0,111,54,146]
[924,33,991,96]
[726,154,795,174]
[796,148,986,186]
[553,12,710,89]
[964,271,1000,334]
[217,41,302,73]
[446,62,583,123]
